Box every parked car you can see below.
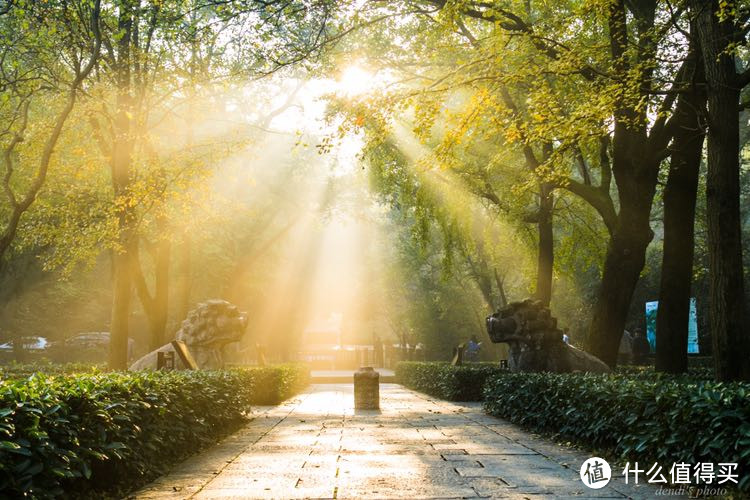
[0,336,49,351]
[0,336,51,363]
[48,332,134,363]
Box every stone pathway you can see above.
[132,384,674,499]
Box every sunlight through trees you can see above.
[0,0,749,382]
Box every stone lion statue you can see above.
[129,299,248,370]
[486,299,610,373]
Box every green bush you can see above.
[242,364,311,405]
[0,361,103,379]
[0,364,310,498]
[483,372,750,490]
[396,361,506,401]
[614,364,714,380]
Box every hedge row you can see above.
[0,361,104,379]
[395,362,507,401]
[483,372,750,490]
[0,364,310,498]
[240,364,311,405]
[613,364,714,380]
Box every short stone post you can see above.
[354,366,379,409]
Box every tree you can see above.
[360,133,530,354]
[370,0,699,366]
[655,31,707,374]
[90,0,350,368]
[0,0,101,272]
[690,0,750,381]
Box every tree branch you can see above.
[2,99,29,210]
[560,178,617,235]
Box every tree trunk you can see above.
[692,0,750,381]
[587,130,658,367]
[13,337,25,363]
[535,182,554,305]
[655,43,706,374]
[108,1,134,370]
[132,212,172,352]
[151,238,170,349]
[494,268,507,307]
[174,232,193,322]
[136,237,171,352]
[109,247,132,369]
[588,213,655,366]
[587,0,661,368]
[655,128,704,373]
[705,87,748,381]
[466,251,497,310]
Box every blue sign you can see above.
[687,298,699,353]
[644,298,699,353]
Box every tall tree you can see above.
[423,0,695,366]
[342,0,695,365]
[655,34,707,374]
[690,0,750,381]
[452,21,556,306]
[95,0,347,368]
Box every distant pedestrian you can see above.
[465,335,482,362]
[562,329,570,345]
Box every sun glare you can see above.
[338,65,374,96]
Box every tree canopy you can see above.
[1,0,749,380]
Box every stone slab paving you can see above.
[130,384,681,499]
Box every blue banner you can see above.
[644,299,699,353]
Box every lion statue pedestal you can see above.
[129,299,247,370]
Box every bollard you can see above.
[354,366,380,409]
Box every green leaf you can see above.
[0,440,31,456]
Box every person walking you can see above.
[465,335,482,362]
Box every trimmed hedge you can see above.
[614,364,714,380]
[0,361,103,379]
[0,364,309,498]
[241,364,311,405]
[483,372,750,490]
[396,362,507,401]
[396,363,748,488]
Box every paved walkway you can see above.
[132,384,671,499]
